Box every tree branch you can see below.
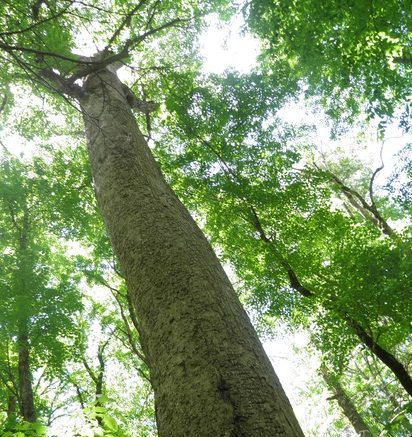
[104,0,151,51]
[40,68,83,98]
[0,40,96,65]
[70,17,187,81]
[102,280,148,365]
[82,358,97,385]
[318,165,396,238]
[249,206,314,298]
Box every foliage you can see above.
[77,396,128,437]
[246,0,412,123]
[0,0,410,435]
[154,69,412,425]
[0,146,156,434]
[0,153,84,361]
[0,417,47,437]
[335,348,412,435]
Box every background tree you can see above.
[0,144,158,435]
[0,152,83,429]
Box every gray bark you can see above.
[79,68,304,436]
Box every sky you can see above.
[200,14,260,74]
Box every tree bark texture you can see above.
[17,334,36,423]
[321,369,373,436]
[79,68,304,437]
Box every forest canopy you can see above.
[0,1,411,436]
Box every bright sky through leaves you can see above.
[200,14,260,74]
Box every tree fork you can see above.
[78,67,304,436]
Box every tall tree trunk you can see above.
[17,334,36,423]
[321,367,373,436]
[15,213,36,423]
[79,68,304,436]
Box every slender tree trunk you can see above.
[79,68,304,436]
[95,343,106,427]
[15,216,36,423]
[95,348,104,401]
[17,334,36,422]
[7,392,17,424]
[321,367,373,436]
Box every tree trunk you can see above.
[17,334,36,423]
[79,68,304,436]
[95,343,106,427]
[14,210,36,423]
[7,392,17,424]
[321,368,373,436]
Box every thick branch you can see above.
[0,41,95,65]
[347,319,412,396]
[82,358,97,385]
[40,68,83,98]
[393,56,412,65]
[0,50,82,114]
